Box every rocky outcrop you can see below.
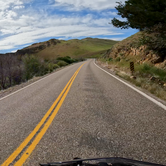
[16,39,61,56]
[106,32,166,69]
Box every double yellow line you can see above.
[2,63,85,166]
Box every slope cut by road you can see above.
[0,60,166,166]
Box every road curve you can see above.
[0,59,166,166]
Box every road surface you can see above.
[0,59,166,166]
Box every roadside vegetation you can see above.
[0,37,117,91]
[0,55,83,90]
[97,0,166,101]
[98,57,166,101]
[111,0,166,60]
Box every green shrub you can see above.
[139,30,166,60]
[142,63,151,72]
[137,63,166,81]
[46,63,59,73]
[75,57,85,62]
[53,64,59,69]
[44,59,50,63]
[115,57,121,62]
[119,53,124,56]
[23,55,41,80]
[47,63,54,73]
[37,63,49,76]
[57,61,68,67]
[57,56,76,64]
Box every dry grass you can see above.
[125,75,166,101]
[98,59,166,101]
[99,29,166,101]
[32,38,118,60]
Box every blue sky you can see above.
[0,0,138,53]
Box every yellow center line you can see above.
[1,63,85,166]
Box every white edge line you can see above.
[94,60,166,111]
[0,64,77,101]
[0,74,58,101]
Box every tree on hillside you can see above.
[23,55,41,80]
[0,55,23,89]
[0,57,6,89]
[5,54,15,87]
[111,0,166,32]
[111,0,166,61]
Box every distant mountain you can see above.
[4,38,118,59]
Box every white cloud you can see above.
[0,0,137,52]
[0,17,123,51]
[5,10,18,19]
[11,50,17,53]
[109,37,125,41]
[13,5,25,9]
[54,0,126,11]
[0,0,23,11]
[101,11,117,17]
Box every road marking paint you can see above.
[94,60,166,111]
[0,63,82,101]
[1,73,75,166]
[1,63,85,166]
[14,64,83,166]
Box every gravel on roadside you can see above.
[0,66,68,99]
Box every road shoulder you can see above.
[95,59,166,108]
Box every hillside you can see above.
[0,37,118,91]
[99,32,166,101]
[104,32,166,69]
[16,38,118,60]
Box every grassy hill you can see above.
[103,31,166,68]
[17,38,118,60]
[0,37,118,91]
[99,32,166,101]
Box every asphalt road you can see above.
[1,59,166,166]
